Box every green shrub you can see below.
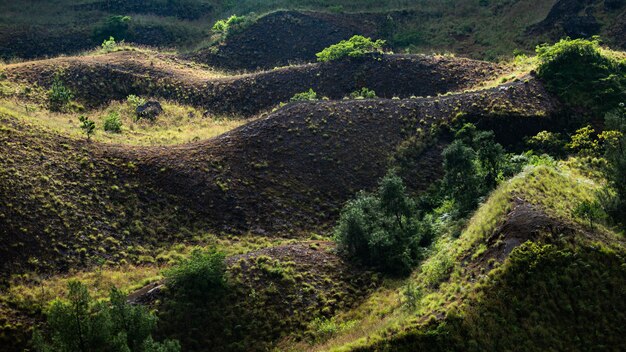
[527,130,565,156]
[93,15,132,43]
[78,115,95,140]
[104,111,122,133]
[164,248,226,300]
[334,172,432,275]
[48,74,73,111]
[290,88,318,102]
[33,281,179,352]
[536,38,626,114]
[566,125,600,156]
[350,87,377,99]
[211,14,254,38]
[101,36,118,53]
[127,94,147,110]
[316,35,385,62]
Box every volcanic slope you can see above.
[0,67,560,281]
[3,50,507,117]
[190,10,384,70]
[289,164,626,352]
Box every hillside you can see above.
[1,2,626,352]
[1,1,625,63]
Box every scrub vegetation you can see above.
[0,1,625,351]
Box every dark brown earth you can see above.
[3,51,507,117]
[189,10,384,71]
[0,74,560,280]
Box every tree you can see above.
[573,200,606,229]
[334,172,431,275]
[599,103,626,224]
[33,281,180,352]
[442,140,482,213]
[78,115,95,140]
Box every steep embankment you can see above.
[0,75,559,280]
[3,51,506,116]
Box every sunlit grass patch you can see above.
[0,98,249,146]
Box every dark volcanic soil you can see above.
[189,10,383,71]
[4,52,506,117]
[0,76,560,279]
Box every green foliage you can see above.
[350,87,377,99]
[566,125,599,156]
[290,88,318,102]
[334,172,431,275]
[48,74,73,112]
[33,281,179,352]
[527,130,565,156]
[93,15,133,43]
[316,35,385,62]
[104,111,123,133]
[573,199,606,229]
[599,103,626,224]
[211,14,254,38]
[101,36,118,53]
[127,95,147,110]
[536,38,626,114]
[442,123,514,214]
[78,115,95,140]
[164,248,226,300]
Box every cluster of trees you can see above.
[34,249,228,351]
[33,281,180,352]
[335,123,519,275]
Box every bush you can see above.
[164,248,226,300]
[127,94,147,110]
[33,281,179,352]
[536,38,626,114]
[350,87,377,99]
[334,172,431,275]
[101,36,118,53]
[48,74,73,111]
[104,111,122,133]
[566,125,600,156]
[290,89,318,102]
[211,14,254,38]
[527,130,565,156]
[316,35,385,62]
[93,15,133,43]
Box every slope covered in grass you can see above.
[291,162,625,351]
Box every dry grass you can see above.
[0,98,249,146]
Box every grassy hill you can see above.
[0,2,625,351]
[1,1,624,63]
[285,162,626,351]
